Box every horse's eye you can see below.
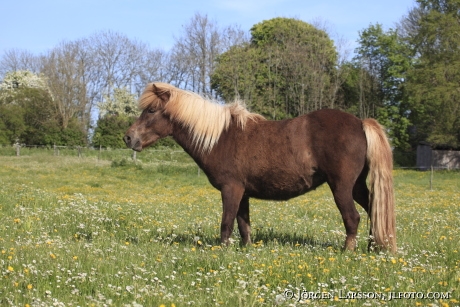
[148,109,156,114]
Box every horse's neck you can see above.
[171,124,206,165]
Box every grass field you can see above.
[0,150,459,306]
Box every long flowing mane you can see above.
[139,82,265,153]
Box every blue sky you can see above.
[1,0,416,57]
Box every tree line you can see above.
[1,0,459,166]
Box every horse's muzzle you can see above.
[123,134,143,152]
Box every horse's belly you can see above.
[245,172,325,200]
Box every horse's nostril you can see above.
[123,135,131,145]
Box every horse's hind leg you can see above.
[352,173,375,251]
[237,196,251,245]
[330,182,361,251]
[352,168,370,214]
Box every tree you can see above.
[0,71,52,145]
[97,87,139,118]
[171,13,223,95]
[93,87,139,148]
[41,41,91,138]
[0,49,41,76]
[212,18,338,119]
[353,24,412,151]
[88,30,148,95]
[0,103,25,144]
[0,70,49,97]
[405,0,460,147]
[338,62,379,119]
[92,115,135,148]
[0,70,88,146]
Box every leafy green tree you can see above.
[406,0,460,147]
[1,71,50,145]
[0,71,86,146]
[92,115,135,148]
[93,87,139,148]
[354,24,412,151]
[212,18,338,119]
[0,103,25,144]
[339,62,380,119]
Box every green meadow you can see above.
[0,149,458,306]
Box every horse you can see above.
[124,82,396,253]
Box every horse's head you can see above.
[124,83,173,152]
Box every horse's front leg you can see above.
[220,184,245,245]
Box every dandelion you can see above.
[50,253,57,259]
[27,284,33,290]
[7,266,14,272]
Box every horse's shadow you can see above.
[156,228,342,250]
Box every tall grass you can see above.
[0,154,458,306]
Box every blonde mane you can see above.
[139,82,265,153]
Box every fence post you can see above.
[132,151,137,163]
[15,143,20,156]
[78,146,81,158]
[430,165,433,191]
[429,150,434,190]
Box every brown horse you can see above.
[124,82,396,253]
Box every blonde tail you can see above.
[362,119,397,253]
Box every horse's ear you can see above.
[152,83,171,103]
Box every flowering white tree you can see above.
[97,87,139,118]
[0,70,50,100]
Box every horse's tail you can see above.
[362,119,396,253]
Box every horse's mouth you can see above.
[123,134,143,152]
[131,141,143,152]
